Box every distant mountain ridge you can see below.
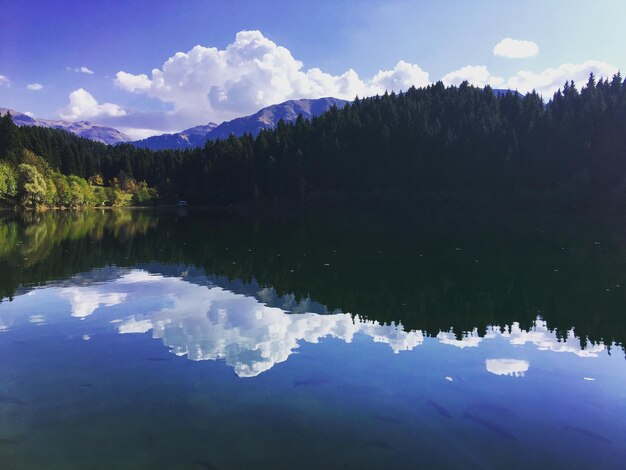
[132,97,349,150]
[2,90,518,149]
[131,122,218,151]
[0,107,131,145]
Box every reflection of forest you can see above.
[1,208,625,352]
[0,210,158,297]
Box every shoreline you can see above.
[3,187,626,215]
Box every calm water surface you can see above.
[0,208,625,468]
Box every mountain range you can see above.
[0,107,132,145]
[131,97,348,150]
[1,97,348,149]
[2,91,518,149]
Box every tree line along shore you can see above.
[2,73,626,210]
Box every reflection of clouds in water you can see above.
[0,269,609,377]
[113,274,424,377]
[485,359,529,377]
[52,270,423,377]
[497,321,606,358]
[59,270,157,318]
[116,270,158,284]
[61,288,127,318]
[437,328,484,348]
[118,317,153,334]
[439,320,605,358]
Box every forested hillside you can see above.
[2,74,626,209]
[0,125,158,208]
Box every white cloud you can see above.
[442,65,504,87]
[440,319,605,359]
[68,66,94,74]
[505,60,619,97]
[103,30,618,133]
[118,317,153,334]
[493,38,539,59]
[29,314,46,324]
[0,75,10,86]
[115,71,151,92]
[60,287,127,318]
[115,30,430,125]
[24,111,34,117]
[485,358,529,377]
[370,60,430,94]
[79,66,94,74]
[27,82,43,91]
[60,88,127,120]
[440,60,619,98]
[116,126,169,140]
[501,320,606,357]
[437,328,486,348]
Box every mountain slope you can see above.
[208,97,349,140]
[131,122,218,151]
[0,108,131,145]
[132,97,349,150]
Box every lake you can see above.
[1,208,625,468]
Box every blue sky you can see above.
[1,0,624,138]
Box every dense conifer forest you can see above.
[2,74,626,209]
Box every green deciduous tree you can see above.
[0,161,18,203]
[18,163,48,207]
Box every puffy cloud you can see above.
[370,60,430,94]
[493,38,539,59]
[106,30,618,132]
[115,71,150,92]
[105,58,619,135]
[27,82,43,91]
[115,30,430,125]
[485,359,529,377]
[442,65,504,87]
[440,60,620,98]
[60,88,127,120]
[0,75,9,86]
[505,60,619,97]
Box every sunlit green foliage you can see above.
[0,150,158,209]
[18,163,48,207]
[131,182,159,206]
[0,161,18,200]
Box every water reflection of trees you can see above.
[0,210,157,299]
[1,208,625,352]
